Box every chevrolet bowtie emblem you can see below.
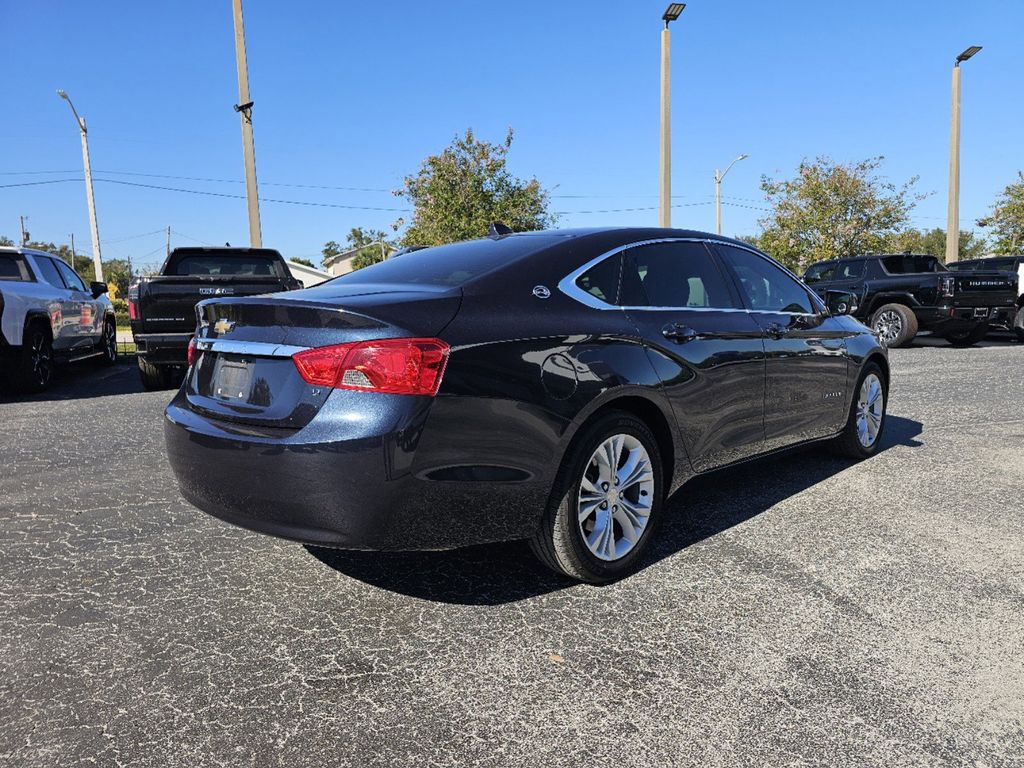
[213,318,236,334]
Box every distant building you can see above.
[285,260,332,287]
[321,242,395,277]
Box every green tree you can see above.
[345,227,392,270]
[977,172,1024,254]
[397,128,555,246]
[0,235,13,246]
[886,227,988,260]
[757,156,923,272]
[321,240,343,267]
[289,257,316,268]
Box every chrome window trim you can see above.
[558,236,827,316]
[195,338,308,358]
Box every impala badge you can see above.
[213,318,236,334]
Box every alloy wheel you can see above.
[104,323,117,361]
[855,373,884,448]
[577,433,655,561]
[873,311,902,346]
[31,332,52,387]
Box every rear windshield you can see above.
[0,253,32,281]
[880,255,945,274]
[174,255,283,277]
[334,235,568,287]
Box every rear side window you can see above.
[0,254,32,281]
[803,263,835,283]
[619,241,736,309]
[881,255,942,274]
[175,256,281,277]
[33,256,67,288]
[576,254,621,304]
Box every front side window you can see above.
[717,245,815,314]
[55,260,87,292]
[803,263,835,284]
[619,241,736,309]
[33,256,67,289]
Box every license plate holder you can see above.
[973,306,989,318]
[213,358,253,401]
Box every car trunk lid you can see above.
[183,284,461,429]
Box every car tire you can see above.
[530,411,665,583]
[830,362,887,460]
[1013,306,1024,342]
[870,303,918,348]
[98,319,118,365]
[945,324,989,348]
[138,357,175,391]
[13,321,54,393]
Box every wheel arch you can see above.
[23,309,53,340]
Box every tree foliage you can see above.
[885,227,987,261]
[396,128,555,247]
[977,171,1024,254]
[289,257,315,268]
[757,156,923,271]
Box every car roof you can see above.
[0,246,59,259]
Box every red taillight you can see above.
[292,338,450,396]
[128,299,138,320]
[187,336,197,367]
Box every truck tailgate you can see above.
[136,277,288,335]
[952,271,1018,308]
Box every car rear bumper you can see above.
[163,389,549,551]
[135,332,192,365]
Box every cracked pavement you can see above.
[1,339,1022,767]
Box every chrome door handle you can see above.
[766,322,790,339]
[661,323,698,343]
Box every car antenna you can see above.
[489,222,513,238]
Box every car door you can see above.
[714,243,852,451]
[54,259,101,348]
[614,239,767,472]
[29,255,79,351]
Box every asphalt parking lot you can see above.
[1,339,1022,767]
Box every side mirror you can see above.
[90,281,108,299]
[825,290,858,316]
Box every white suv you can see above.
[0,246,117,392]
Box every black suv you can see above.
[803,254,1017,347]
[947,256,1024,340]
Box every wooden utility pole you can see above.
[231,0,263,247]
[70,232,76,269]
[19,215,28,245]
[166,226,171,257]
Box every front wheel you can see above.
[945,324,988,348]
[530,412,664,582]
[98,320,118,365]
[871,304,918,348]
[830,363,887,459]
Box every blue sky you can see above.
[1,0,1021,271]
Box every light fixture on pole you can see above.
[56,89,103,281]
[945,45,982,264]
[660,3,685,228]
[714,154,748,235]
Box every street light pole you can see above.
[660,4,685,228]
[714,154,748,235]
[945,45,982,264]
[231,0,263,248]
[56,90,103,282]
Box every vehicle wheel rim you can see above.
[855,373,884,448]
[104,323,117,360]
[31,333,52,386]
[874,311,902,346]
[577,433,655,562]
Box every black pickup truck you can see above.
[128,247,300,389]
[948,255,1024,340]
[803,254,1017,347]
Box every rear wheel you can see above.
[945,324,988,348]
[138,357,176,391]
[530,412,664,582]
[13,322,54,393]
[871,303,918,348]
[831,363,887,459]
